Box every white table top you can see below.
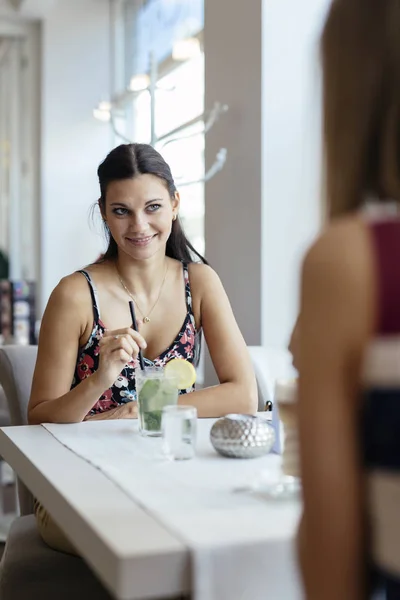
[0,424,189,599]
[0,419,301,600]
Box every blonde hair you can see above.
[322,0,400,218]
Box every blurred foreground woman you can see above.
[297,1,400,599]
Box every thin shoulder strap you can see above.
[182,263,193,315]
[78,270,101,322]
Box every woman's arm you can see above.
[28,275,105,424]
[288,314,301,370]
[297,219,375,600]
[181,264,258,417]
[28,275,144,424]
[84,403,137,421]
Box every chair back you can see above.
[0,345,38,515]
[248,345,296,453]
[248,345,295,408]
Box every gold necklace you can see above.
[116,262,169,324]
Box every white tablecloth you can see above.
[42,419,302,600]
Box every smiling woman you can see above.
[97,144,206,266]
[27,142,257,554]
[28,142,258,423]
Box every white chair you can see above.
[0,345,113,600]
[248,345,295,409]
[248,346,296,454]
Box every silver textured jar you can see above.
[210,414,275,459]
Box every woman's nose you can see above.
[131,212,149,232]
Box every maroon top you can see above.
[370,220,400,335]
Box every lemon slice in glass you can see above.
[164,359,196,389]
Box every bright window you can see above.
[132,53,205,257]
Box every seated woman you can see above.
[28,142,257,554]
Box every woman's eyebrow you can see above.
[109,198,164,207]
[144,198,164,205]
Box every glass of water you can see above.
[162,405,197,460]
[257,379,301,499]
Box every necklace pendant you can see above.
[143,316,151,324]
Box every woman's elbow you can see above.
[235,381,258,415]
[247,386,258,414]
[27,402,82,425]
[27,403,40,425]
[27,406,48,425]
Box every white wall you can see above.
[203,0,328,385]
[41,0,112,310]
[261,0,329,348]
[21,22,41,285]
[39,0,329,343]
[204,0,263,345]
[204,0,263,386]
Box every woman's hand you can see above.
[84,402,138,421]
[94,327,147,390]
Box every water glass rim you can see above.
[136,365,163,373]
[135,366,170,380]
[162,404,197,417]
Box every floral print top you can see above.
[72,263,201,416]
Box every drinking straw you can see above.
[129,300,145,371]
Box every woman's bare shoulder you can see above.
[187,262,220,289]
[43,272,93,324]
[81,260,117,282]
[41,271,94,342]
[52,271,90,299]
[303,215,372,285]
[302,215,375,341]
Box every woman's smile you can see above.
[125,234,156,247]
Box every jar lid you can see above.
[274,378,297,404]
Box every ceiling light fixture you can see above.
[172,37,201,61]
[128,74,150,92]
[93,107,111,123]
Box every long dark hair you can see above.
[322,0,400,219]
[97,143,207,264]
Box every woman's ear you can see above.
[98,198,107,222]
[172,192,180,220]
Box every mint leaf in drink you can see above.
[138,377,178,434]
[140,379,161,400]
[143,410,163,431]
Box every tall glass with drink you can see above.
[136,366,178,437]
